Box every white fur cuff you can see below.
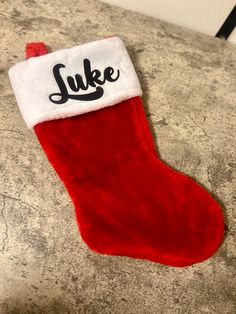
[9,37,142,128]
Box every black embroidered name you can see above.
[49,59,120,104]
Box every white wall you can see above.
[101,0,235,41]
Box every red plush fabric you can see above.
[25,42,48,59]
[27,43,224,267]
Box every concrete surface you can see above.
[0,0,236,313]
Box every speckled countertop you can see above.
[0,0,236,313]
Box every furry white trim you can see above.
[9,37,142,128]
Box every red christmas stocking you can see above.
[9,37,224,267]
